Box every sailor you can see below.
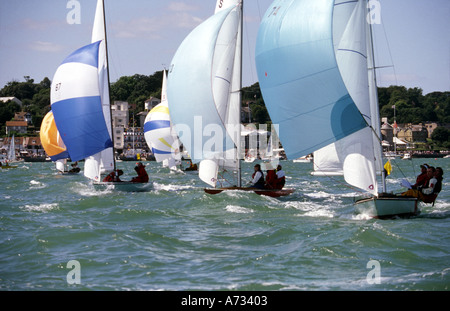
[401,166,442,203]
[411,163,429,189]
[185,159,198,171]
[103,169,123,182]
[68,161,80,173]
[250,164,265,189]
[265,168,277,189]
[275,165,286,190]
[131,162,149,183]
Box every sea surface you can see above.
[0,158,449,291]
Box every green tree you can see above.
[431,127,449,145]
[0,100,21,134]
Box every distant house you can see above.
[144,97,161,110]
[397,123,428,143]
[112,101,129,128]
[24,137,43,153]
[424,122,440,139]
[380,123,394,145]
[111,101,129,151]
[1,136,21,152]
[5,120,27,135]
[136,111,147,128]
[0,97,22,107]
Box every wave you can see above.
[29,180,47,189]
[225,205,254,214]
[20,203,58,213]
[152,182,195,192]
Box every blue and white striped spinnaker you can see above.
[51,0,114,182]
[50,40,113,166]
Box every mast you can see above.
[366,0,386,193]
[393,104,397,155]
[237,0,243,187]
[99,0,115,171]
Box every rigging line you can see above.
[380,13,397,85]
[376,9,398,86]
[256,0,262,20]
[243,4,255,85]
[217,169,236,187]
[390,159,408,179]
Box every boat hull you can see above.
[204,187,295,198]
[93,181,152,192]
[22,156,51,162]
[1,165,18,169]
[355,195,419,219]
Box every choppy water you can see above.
[0,158,449,291]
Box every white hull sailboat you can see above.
[355,195,419,219]
[255,0,417,217]
[1,135,18,169]
[50,0,150,192]
[167,0,293,198]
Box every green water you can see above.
[0,158,448,291]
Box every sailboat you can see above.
[0,135,18,169]
[255,0,418,218]
[167,0,293,198]
[40,111,79,174]
[144,70,182,172]
[50,0,150,192]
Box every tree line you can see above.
[1,73,448,146]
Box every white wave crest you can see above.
[29,180,46,189]
[153,182,194,191]
[21,203,58,212]
[225,205,254,214]
[284,201,335,218]
[73,182,113,197]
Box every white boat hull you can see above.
[93,181,152,192]
[355,195,419,219]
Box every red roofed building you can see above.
[6,121,28,135]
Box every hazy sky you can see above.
[0,0,448,95]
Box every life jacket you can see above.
[434,178,442,194]
[103,172,115,182]
[265,170,277,189]
[275,176,285,189]
[421,177,442,203]
[131,165,149,183]
[252,170,265,188]
[412,172,428,189]
[275,170,285,189]
[103,170,122,182]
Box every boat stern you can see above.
[355,194,419,219]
